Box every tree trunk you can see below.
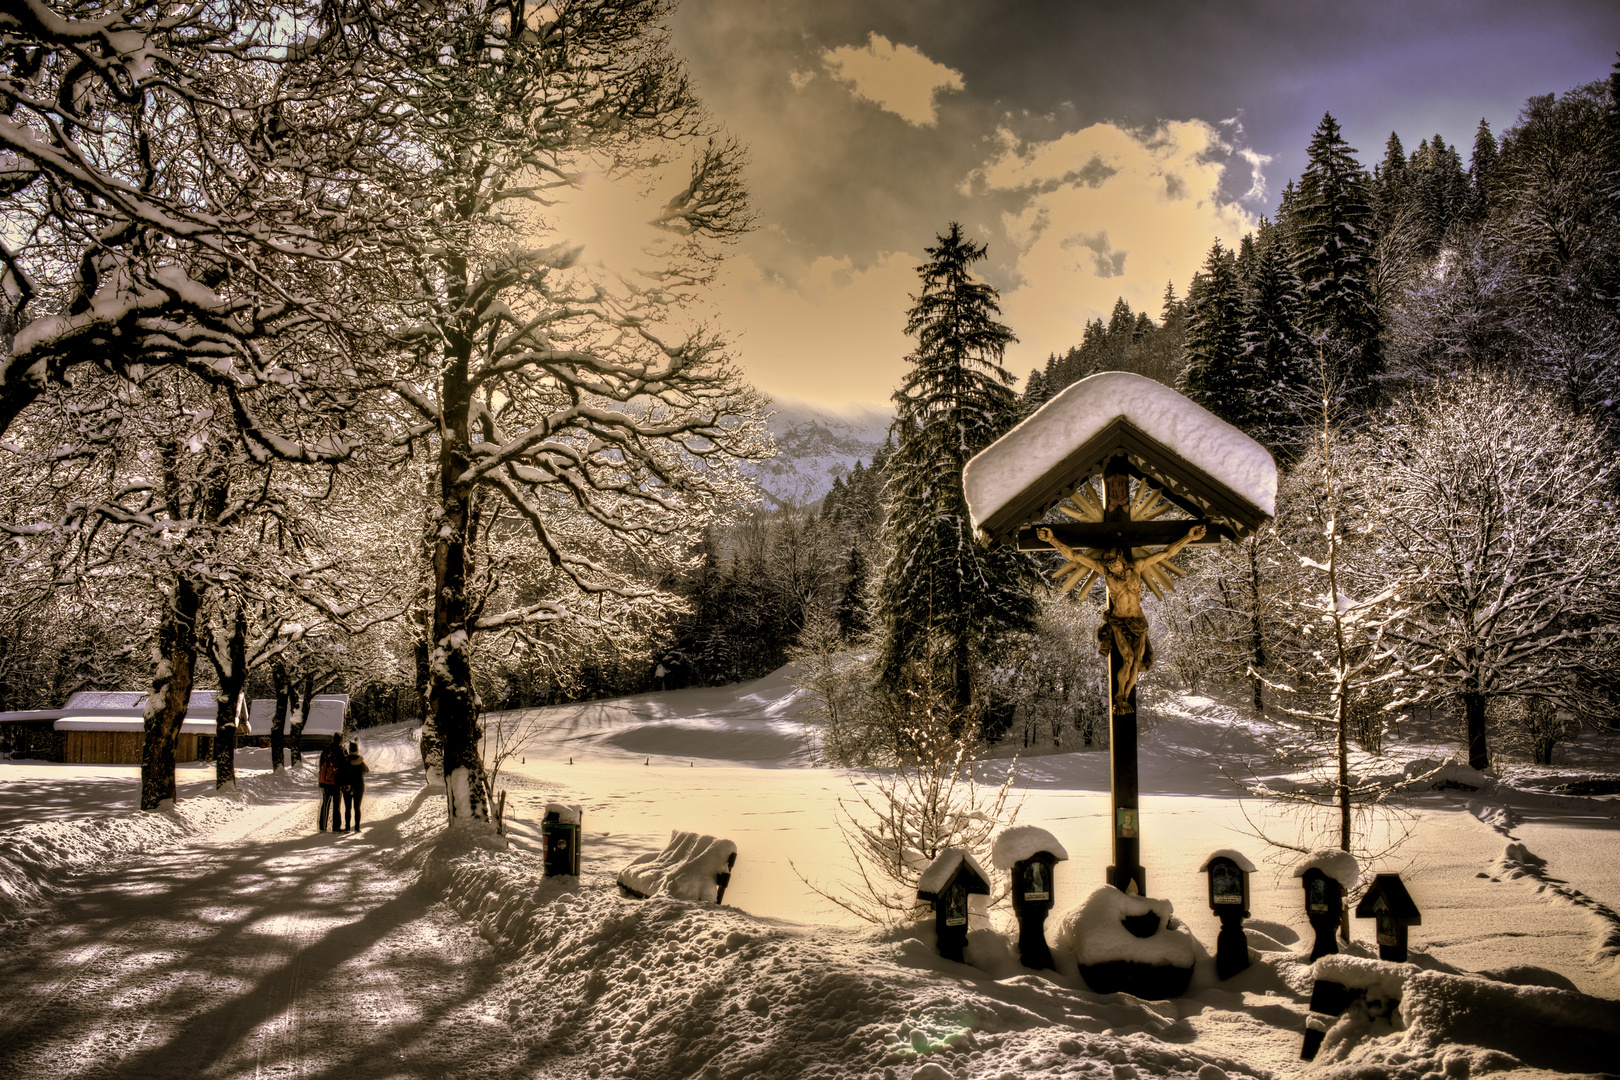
[142,440,227,808]
[288,672,313,766]
[270,658,289,771]
[1462,690,1489,771]
[215,605,247,789]
[951,636,972,738]
[1248,538,1265,714]
[429,328,487,821]
[140,574,203,810]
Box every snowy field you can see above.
[1,668,1619,1079]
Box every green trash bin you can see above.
[541,803,582,877]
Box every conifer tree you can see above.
[1179,240,1249,426]
[1465,119,1499,224]
[1380,131,1409,195]
[1239,236,1312,452]
[877,224,1036,724]
[1237,233,1258,284]
[835,545,871,639]
[1161,281,1184,325]
[1021,368,1051,416]
[1292,113,1382,403]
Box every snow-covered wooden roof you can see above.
[244,696,347,736]
[964,372,1278,546]
[915,848,991,900]
[0,690,222,728]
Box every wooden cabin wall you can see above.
[60,732,201,765]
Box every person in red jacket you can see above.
[316,733,345,832]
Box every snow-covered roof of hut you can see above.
[916,848,991,898]
[60,690,217,716]
[1292,848,1361,890]
[243,695,347,736]
[55,715,217,735]
[11,689,223,733]
[1198,848,1257,873]
[990,825,1069,870]
[963,371,1278,545]
[0,689,225,731]
[63,691,147,710]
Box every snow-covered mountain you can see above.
[750,398,892,507]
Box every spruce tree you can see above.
[1160,280,1183,324]
[1239,236,1312,451]
[835,545,871,639]
[1021,367,1051,416]
[1237,232,1258,284]
[876,223,1036,723]
[1293,113,1382,403]
[1465,119,1498,224]
[1179,240,1249,426]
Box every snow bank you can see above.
[1196,848,1256,874]
[1055,886,1199,968]
[1312,954,1419,1000]
[989,825,1068,870]
[963,370,1278,534]
[1292,848,1360,891]
[618,830,737,903]
[915,847,991,896]
[1317,968,1620,1076]
[412,805,1269,1080]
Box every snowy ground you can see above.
[2,670,1618,1079]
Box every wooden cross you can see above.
[1039,457,1209,896]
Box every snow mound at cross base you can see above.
[963,370,1278,532]
[618,830,737,903]
[1056,886,1199,968]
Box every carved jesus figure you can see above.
[1036,523,1205,712]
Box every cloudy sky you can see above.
[568,1,1620,409]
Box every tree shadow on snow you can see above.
[0,787,535,1080]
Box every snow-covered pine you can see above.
[1178,240,1251,429]
[876,223,1036,722]
[1288,113,1383,402]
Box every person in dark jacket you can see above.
[316,733,344,832]
[338,740,369,832]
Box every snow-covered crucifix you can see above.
[964,372,1276,896]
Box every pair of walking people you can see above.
[317,733,369,832]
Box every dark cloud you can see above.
[674,0,1619,265]
[667,0,1619,402]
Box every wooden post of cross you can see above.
[1102,458,1145,895]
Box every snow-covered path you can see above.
[0,765,528,1080]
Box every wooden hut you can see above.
[0,690,220,764]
